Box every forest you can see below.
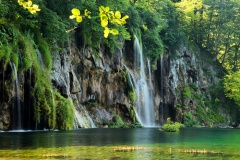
[0,0,240,130]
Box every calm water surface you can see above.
[0,128,240,159]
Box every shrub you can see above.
[161,118,182,132]
[129,122,142,128]
[161,122,182,132]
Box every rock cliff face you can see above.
[50,40,135,128]
[154,46,231,126]
[0,38,233,130]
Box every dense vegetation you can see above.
[0,0,239,129]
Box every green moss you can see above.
[189,83,198,91]
[113,115,124,127]
[193,93,202,100]
[184,113,199,127]
[128,90,136,102]
[11,51,19,69]
[55,92,74,130]
[36,36,52,71]
[0,44,11,64]
[183,87,191,98]
[129,107,136,123]
[18,34,33,70]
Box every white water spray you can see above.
[125,36,155,127]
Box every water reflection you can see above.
[0,128,240,159]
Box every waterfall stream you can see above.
[36,49,44,67]
[123,36,155,127]
[10,62,22,130]
[160,55,164,124]
[74,108,96,128]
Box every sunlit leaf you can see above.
[72,8,80,16]
[84,9,91,18]
[101,19,108,27]
[76,16,83,23]
[104,27,110,38]
[115,11,121,19]
[110,29,119,35]
[69,15,76,19]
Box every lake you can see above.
[0,128,240,159]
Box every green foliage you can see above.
[189,83,198,91]
[18,33,34,70]
[0,44,11,64]
[184,113,199,127]
[195,104,209,124]
[183,87,191,98]
[0,1,9,18]
[11,51,19,69]
[161,119,182,132]
[108,115,124,128]
[55,92,74,130]
[129,107,136,123]
[128,90,136,102]
[39,8,68,46]
[142,29,164,65]
[159,0,186,53]
[100,0,131,12]
[193,93,201,100]
[129,122,142,128]
[224,71,240,106]
[36,35,52,71]
[108,114,142,128]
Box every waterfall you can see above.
[147,58,154,111]
[127,35,155,127]
[36,49,44,67]
[50,89,56,128]
[74,107,96,128]
[87,114,97,128]
[27,68,32,129]
[10,62,22,130]
[33,87,38,130]
[122,64,142,123]
[160,55,164,124]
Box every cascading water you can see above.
[130,35,155,127]
[74,107,96,128]
[33,88,38,130]
[10,62,22,130]
[159,55,164,124]
[36,49,44,67]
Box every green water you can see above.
[0,128,240,159]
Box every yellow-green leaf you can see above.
[122,15,129,21]
[115,11,121,19]
[104,27,110,38]
[101,19,108,27]
[72,8,80,16]
[69,15,76,19]
[76,16,83,22]
[84,9,91,18]
[110,29,119,35]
